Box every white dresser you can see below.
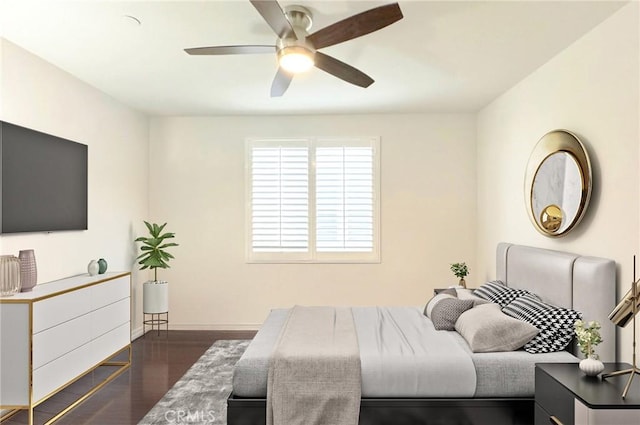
[0,272,131,424]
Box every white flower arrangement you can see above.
[574,319,602,359]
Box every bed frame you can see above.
[227,243,616,425]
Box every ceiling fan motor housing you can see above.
[285,5,313,32]
[276,5,316,68]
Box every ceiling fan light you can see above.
[278,46,314,73]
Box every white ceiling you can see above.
[0,0,628,116]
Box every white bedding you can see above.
[353,306,476,397]
[232,306,578,398]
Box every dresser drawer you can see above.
[535,367,574,425]
[32,286,92,333]
[32,313,92,369]
[535,403,550,425]
[91,297,130,339]
[536,402,568,425]
[32,339,95,403]
[32,322,129,403]
[90,276,129,309]
[89,322,130,365]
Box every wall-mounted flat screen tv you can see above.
[0,121,88,234]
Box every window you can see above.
[246,137,380,263]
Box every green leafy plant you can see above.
[574,320,602,359]
[450,262,469,279]
[135,221,179,282]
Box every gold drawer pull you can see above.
[550,416,564,425]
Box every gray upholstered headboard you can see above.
[496,243,617,362]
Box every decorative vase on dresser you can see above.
[18,249,37,292]
[98,258,108,274]
[88,260,99,276]
[0,255,21,296]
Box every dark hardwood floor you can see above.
[2,330,256,425]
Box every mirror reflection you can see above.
[532,152,582,234]
[524,129,592,237]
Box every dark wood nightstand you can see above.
[535,363,640,425]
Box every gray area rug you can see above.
[139,339,250,425]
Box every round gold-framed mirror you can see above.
[524,130,592,237]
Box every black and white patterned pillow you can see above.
[473,280,538,308]
[502,295,582,354]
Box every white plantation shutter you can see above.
[250,144,309,254]
[247,138,379,263]
[316,146,374,252]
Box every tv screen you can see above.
[0,121,88,234]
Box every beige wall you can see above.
[476,3,639,362]
[2,1,636,357]
[149,114,477,329]
[0,39,150,335]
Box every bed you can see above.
[227,243,617,425]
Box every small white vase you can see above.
[87,260,99,276]
[579,356,604,377]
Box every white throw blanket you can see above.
[266,306,361,425]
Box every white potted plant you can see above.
[136,221,179,314]
[450,262,469,288]
[574,319,604,376]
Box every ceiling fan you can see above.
[184,0,403,97]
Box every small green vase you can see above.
[98,258,108,274]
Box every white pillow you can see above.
[455,303,539,352]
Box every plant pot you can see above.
[459,278,467,289]
[143,280,169,313]
[579,356,604,377]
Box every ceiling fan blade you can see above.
[250,0,297,40]
[184,45,276,55]
[271,67,294,97]
[307,3,403,49]
[314,52,374,88]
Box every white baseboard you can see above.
[131,326,144,340]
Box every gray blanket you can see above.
[266,306,361,425]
